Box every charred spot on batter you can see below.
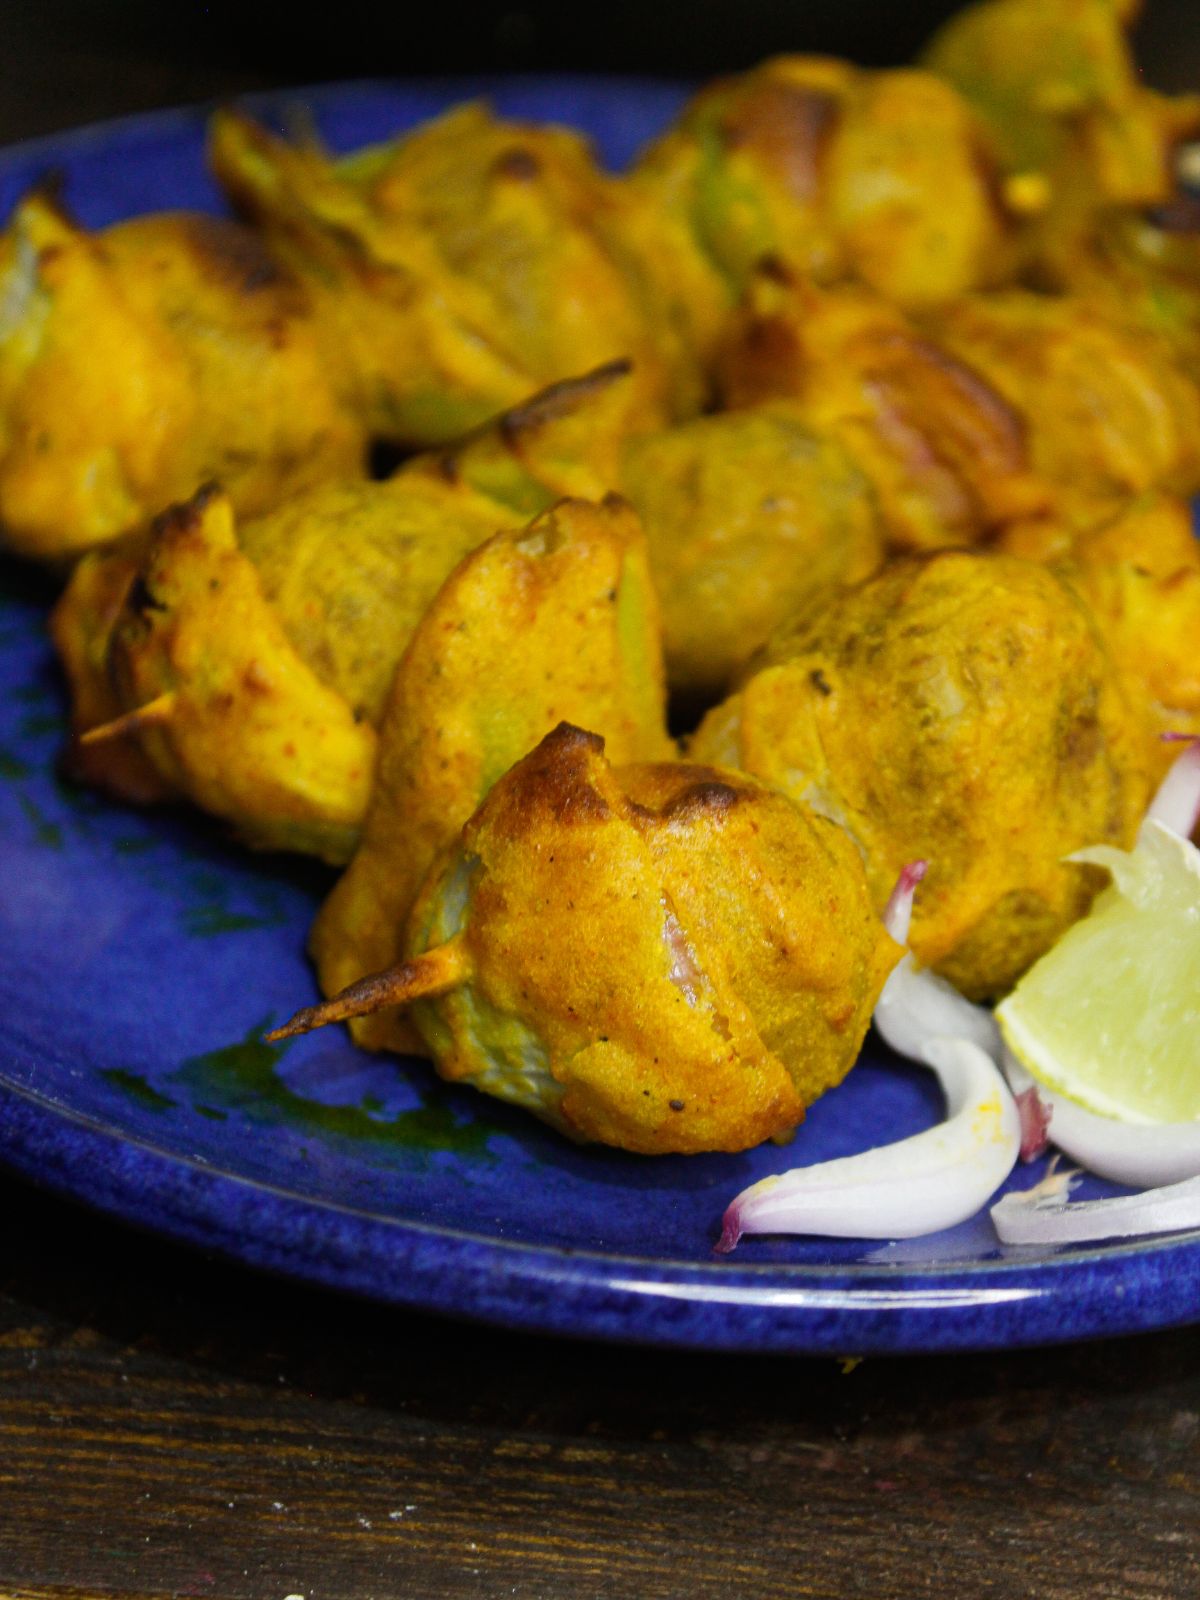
[492,147,542,182]
[967,134,1015,230]
[509,723,613,826]
[1145,195,1200,235]
[149,481,221,544]
[126,573,167,618]
[660,778,744,824]
[754,253,796,288]
[498,361,633,451]
[882,334,1030,469]
[179,214,289,295]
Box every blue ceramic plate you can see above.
[2,80,1198,1355]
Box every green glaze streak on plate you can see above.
[183,906,281,937]
[20,711,65,739]
[0,748,31,779]
[113,835,158,856]
[182,868,290,937]
[17,793,62,849]
[99,1069,177,1113]
[174,1021,496,1162]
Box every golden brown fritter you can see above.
[617,406,881,694]
[209,103,682,440]
[78,471,508,859]
[717,273,1051,551]
[0,194,364,561]
[104,487,382,862]
[1000,493,1200,776]
[309,496,672,1055]
[420,362,887,695]
[276,724,899,1154]
[1033,203,1200,382]
[53,357,882,795]
[622,52,1019,370]
[923,289,1200,523]
[692,550,1152,1000]
[924,0,1200,239]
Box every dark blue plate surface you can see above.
[2,80,1197,1354]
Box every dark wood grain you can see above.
[0,1171,1197,1600]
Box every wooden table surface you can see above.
[0,1164,1196,1600]
[1,1168,1198,1600]
[3,11,1200,1598]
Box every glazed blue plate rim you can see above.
[4,1069,1200,1355]
[2,79,1199,1356]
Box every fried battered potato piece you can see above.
[55,363,874,825]
[717,273,1050,551]
[310,496,672,1055]
[617,407,881,695]
[924,290,1200,523]
[924,0,1200,238]
[48,538,172,804]
[277,724,898,1154]
[1034,204,1200,381]
[420,360,885,694]
[624,53,1018,367]
[209,103,680,441]
[0,194,364,561]
[105,488,378,861]
[692,550,1151,1000]
[93,473,506,859]
[999,493,1200,774]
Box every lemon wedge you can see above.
[997,819,1200,1126]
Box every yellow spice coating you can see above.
[692,550,1151,999]
[924,0,1200,218]
[108,487,379,862]
[1000,493,1200,775]
[625,52,1016,359]
[52,363,879,830]
[236,471,507,727]
[717,274,1051,551]
[311,496,673,1056]
[617,405,882,694]
[1034,206,1200,385]
[0,195,363,561]
[60,470,511,853]
[49,539,173,805]
[209,104,679,443]
[924,290,1200,523]
[420,361,887,695]
[403,724,899,1153]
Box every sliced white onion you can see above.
[716,1036,1020,1250]
[873,953,1001,1068]
[715,865,1020,1252]
[882,858,927,944]
[992,1175,1200,1245]
[876,858,1001,1066]
[1003,1050,1200,1188]
[1147,736,1200,837]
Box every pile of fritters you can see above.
[4,0,1198,1152]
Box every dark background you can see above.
[3,0,1199,148]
